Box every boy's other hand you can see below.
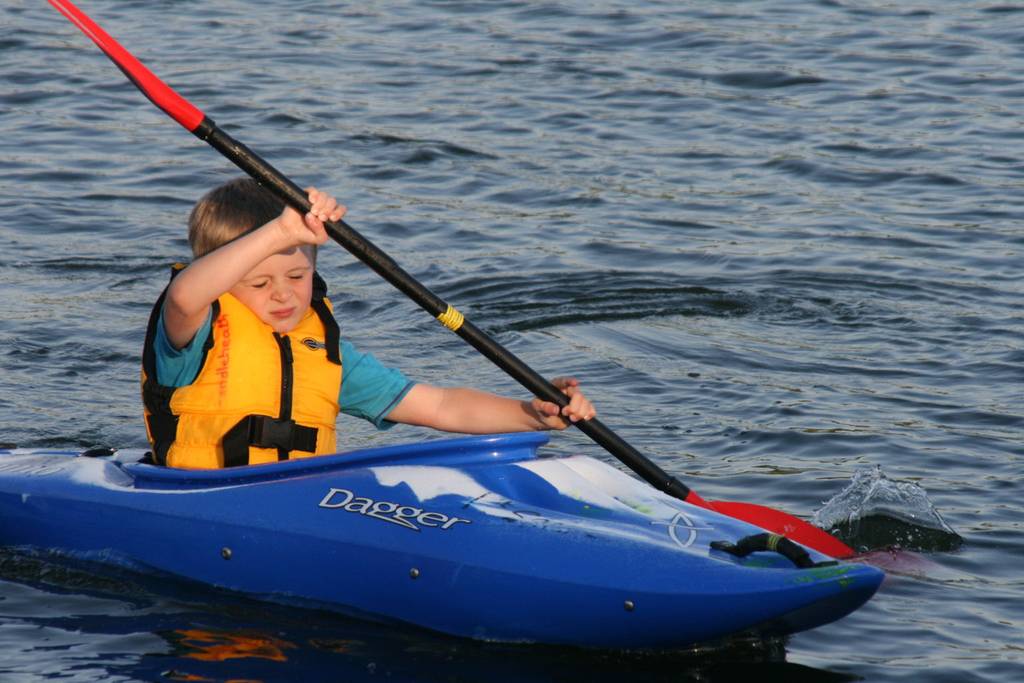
[531,376,596,430]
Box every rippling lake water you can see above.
[1,1,1022,681]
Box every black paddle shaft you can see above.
[194,118,693,503]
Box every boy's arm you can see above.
[163,227,293,349]
[386,378,595,433]
[162,189,342,349]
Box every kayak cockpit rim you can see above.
[123,431,551,488]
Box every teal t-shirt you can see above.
[153,308,414,429]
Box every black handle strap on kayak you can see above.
[79,447,117,458]
[711,533,838,569]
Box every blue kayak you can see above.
[0,432,882,649]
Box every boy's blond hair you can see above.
[188,178,286,258]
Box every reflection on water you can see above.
[171,628,297,663]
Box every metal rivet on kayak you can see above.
[624,600,635,612]
[221,547,232,560]
[409,568,420,579]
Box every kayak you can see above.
[0,432,882,649]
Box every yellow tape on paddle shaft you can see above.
[436,304,465,332]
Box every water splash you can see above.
[812,466,962,553]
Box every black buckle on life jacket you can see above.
[222,415,319,468]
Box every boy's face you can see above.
[229,245,316,334]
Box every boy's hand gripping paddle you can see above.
[47,0,855,560]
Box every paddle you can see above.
[48,0,854,559]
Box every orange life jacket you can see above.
[141,269,342,469]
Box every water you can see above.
[1,0,1021,680]
[813,465,963,553]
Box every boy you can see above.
[142,178,595,469]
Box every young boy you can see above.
[141,178,595,469]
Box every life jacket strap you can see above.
[221,415,319,468]
[142,378,179,467]
[311,272,341,365]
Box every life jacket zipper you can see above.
[275,333,294,461]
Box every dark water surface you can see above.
[2,0,1021,680]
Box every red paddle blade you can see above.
[710,500,855,559]
[685,490,853,558]
[48,0,205,132]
